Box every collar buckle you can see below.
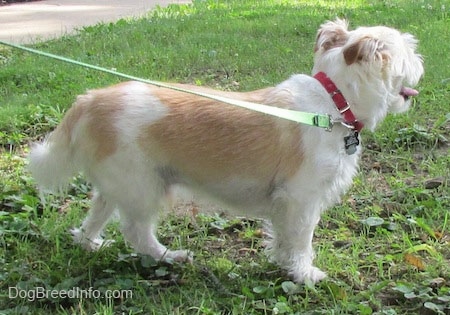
[338,103,351,114]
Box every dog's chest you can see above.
[323,144,361,204]
[287,128,361,208]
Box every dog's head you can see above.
[313,19,424,130]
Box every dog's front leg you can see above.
[266,195,326,284]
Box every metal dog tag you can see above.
[344,131,359,155]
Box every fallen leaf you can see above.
[429,277,446,288]
[190,205,199,217]
[238,247,257,254]
[253,229,264,238]
[424,177,445,189]
[58,199,72,214]
[346,197,357,209]
[404,253,426,271]
[372,162,382,171]
[434,231,443,240]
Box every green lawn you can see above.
[0,0,449,314]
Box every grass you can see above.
[0,0,449,314]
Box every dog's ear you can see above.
[314,19,349,52]
[343,36,390,65]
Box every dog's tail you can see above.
[28,96,88,192]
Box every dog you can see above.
[28,19,423,284]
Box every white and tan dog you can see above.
[29,19,423,283]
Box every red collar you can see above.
[314,72,364,132]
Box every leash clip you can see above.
[312,114,334,131]
[330,117,357,130]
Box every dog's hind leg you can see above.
[71,191,116,251]
[120,216,192,263]
[114,181,192,263]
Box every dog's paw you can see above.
[162,250,193,264]
[70,227,85,244]
[70,228,114,251]
[291,266,327,284]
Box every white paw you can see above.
[70,228,114,251]
[70,227,84,244]
[291,266,327,284]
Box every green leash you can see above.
[0,40,333,130]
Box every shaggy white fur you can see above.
[28,19,423,283]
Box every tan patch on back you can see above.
[51,96,85,144]
[141,85,304,186]
[81,83,134,162]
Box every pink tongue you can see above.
[401,86,419,96]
